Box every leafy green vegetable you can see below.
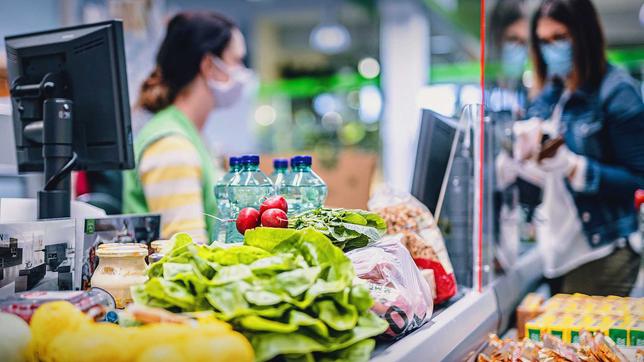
[288,208,387,251]
[314,300,358,331]
[319,339,376,362]
[133,231,388,362]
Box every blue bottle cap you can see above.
[229,156,241,167]
[242,155,260,165]
[291,155,312,167]
[104,310,119,324]
[273,158,288,169]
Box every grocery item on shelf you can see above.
[26,301,254,362]
[132,229,388,362]
[521,293,644,346]
[148,239,171,264]
[478,330,635,362]
[227,155,275,243]
[213,156,242,242]
[0,289,115,323]
[368,186,457,304]
[347,234,433,339]
[516,293,546,339]
[288,207,387,251]
[269,158,289,194]
[90,243,149,308]
[283,155,328,215]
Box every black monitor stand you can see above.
[11,73,76,219]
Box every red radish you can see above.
[260,208,288,228]
[236,208,260,234]
[260,196,288,215]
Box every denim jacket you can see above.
[527,65,644,248]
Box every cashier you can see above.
[513,0,644,295]
[123,12,251,244]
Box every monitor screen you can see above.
[5,20,134,173]
[411,108,461,216]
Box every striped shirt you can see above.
[139,135,208,244]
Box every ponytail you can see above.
[137,67,172,113]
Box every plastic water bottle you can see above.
[269,158,289,194]
[283,155,327,215]
[227,155,274,242]
[213,156,241,242]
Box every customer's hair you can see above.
[138,11,236,113]
[489,0,526,56]
[530,0,606,91]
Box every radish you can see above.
[236,208,260,234]
[261,208,288,228]
[260,196,288,215]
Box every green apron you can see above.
[123,106,218,240]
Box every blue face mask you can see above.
[540,40,573,79]
[501,41,528,79]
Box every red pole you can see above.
[478,0,486,293]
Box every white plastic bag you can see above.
[347,235,433,339]
[535,171,586,278]
[368,186,457,304]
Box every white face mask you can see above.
[207,57,253,109]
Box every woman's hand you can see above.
[513,117,543,161]
[537,145,587,191]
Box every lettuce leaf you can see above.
[313,300,358,331]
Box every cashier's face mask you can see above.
[540,40,573,79]
[208,57,253,109]
[501,41,527,79]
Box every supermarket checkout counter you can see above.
[371,246,543,362]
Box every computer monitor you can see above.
[5,20,134,219]
[411,109,461,218]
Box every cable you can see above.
[44,152,78,191]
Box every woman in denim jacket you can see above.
[518,0,643,295]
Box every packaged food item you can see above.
[90,243,148,308]
[608,318,630,347]
[480,330,633,362]
[522,293,643,345]
[148,239,171,264]
[347,235,433,339]
[541,333,580,361]
[578,330,629,362]
[368,186,457,304]
[526,313,558,342]
[548,313,576,343]
[516,293,545,339]
[631,319,644,347]
[0,289,115,323]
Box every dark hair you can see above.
[489,0,526,57]
[530,0,606,91]
[138,11,236,113]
